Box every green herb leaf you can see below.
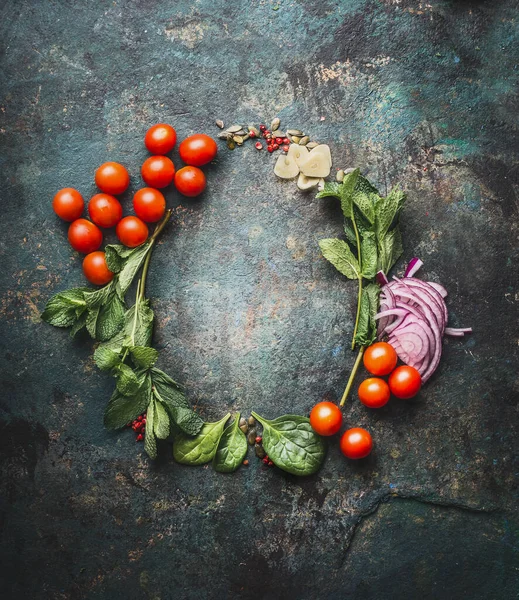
[375,186,406,238]
[86,306,100,338]
[117,243,151,296]
[41,288,89,327]
[100,299,154,353]
[84,281,115,308]
[378,227,403,274]
[319,238,361,280]
[251,413,326,476]
[130,346,159,369]
[144,398,157,459]
[354,283,380,347]
[70,312,88,337]
[103,371,152,429]
[316,181,342,200]
[152,368,203,436]
[173,413,230,466]
[104,244,135,274]
[360,231,378,279]
[153,398,170,440]
[115,363,141,396]
[95,293,125,342]
[352,191,376,224]
[338,169,359,218]
[212,414,248,473]
[94,346,122,371]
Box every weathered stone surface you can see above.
[0,1,517,598]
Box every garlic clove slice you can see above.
[299,151,331,178]
[274,153,299,179]
[297,173,321,191]
[287,143,309,168]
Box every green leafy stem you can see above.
[316,169,406,406]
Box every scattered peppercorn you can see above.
[255,141,263,150]
[255,436,262,443]
[243,459,249,466]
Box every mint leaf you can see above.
[117,243,151,296]
[104,244,135,274]
[316,181,341,200]
[378,227,403,274]
[115,363,141,396]
[319,238,361,280]
[153,399,170,440]
[99,300,154,353]
[70,312,88,337]
[354,283,380,347]
[130,346,159,369]
[352,191,376,224]
[152,368,203,436]
[144,398,157,459]
[86,306,100,338]
[41,288,89,327]
[95,293,125,342]
[338,169,359,219]
[84,281,114,308]
[360,231,378,279]
[94,346,122,371]
[375,186,406,238]
[103,371,152,429]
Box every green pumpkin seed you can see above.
[298,136,310,145]
[217,132,231,140]
[226,137,236,150]
[216,119,224,129]
[291,136,301,144]
[226,124,243,134]
[247,428,257,445]
[270,117,281,131]
[248,125,260,136]
[306,141,319,149]
[287,129,303,136]
[248,416,256,426]
[233,135,244,145]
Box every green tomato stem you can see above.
[138,209,173,302]
[340,345,365,407]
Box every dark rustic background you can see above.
[1,1,518,599]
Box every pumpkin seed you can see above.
[270,117,281,131]
[255,443,266,459]
[291,136,301,144]
[226,124,243,134]
[226,137,236,150]
[306,141,319,149]
[287,129,303,136]
[216,119,224,129]
[239,423,248,434]
[336,169,345,182]
[233,135,244,145]
[272,130,285,138]
[298,136,310,146]
[217,132,231,140]
[242,133,250,141]
[248,416,256,426]
[248,125,260,136]
[247,428,257,445]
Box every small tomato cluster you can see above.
[52,124,218,286]
[310,342,422,460]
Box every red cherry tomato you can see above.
[144,123,177,155]
[133,188,166,223]
[116,216,149,248]
[309,402,343,436]
[83,251,114,286]
[141,156,175,188]
[94,162,130,195]
[68,219,103,254]
[363,342,398,376]
[389,365,422,399]
[179,134,217,167]
[174,166,206,197]
[340,428,373,459]
[52,188,84,221]
[358,377,390,408]
[88,193,123,228]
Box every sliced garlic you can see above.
[297,173,321,191]
[274,153,299,179]
[299,150,331,178]
[287,143,309,168]
[311,144,332,166]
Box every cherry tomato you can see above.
[116,216,149,248]
[88,193,123,228]
[68,219,103,254]
[363,342,398,376]
[52,188,84,221]
[340,428,373,459]
[358,377,390,408]
[83,251,114,286]
[95,162,130,195]
[133,188,166,223]
[179,134,217,167]
[389,365,422,399]
[144,123,177,155]
[174,166,206,197]
[141,156,175,188]
[309,402,343,436]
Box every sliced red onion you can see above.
[404,257,423,278]
[445,327,472,336]
[376,270,389,286]
[427,281,448,298]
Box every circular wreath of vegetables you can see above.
[42,120,470,477]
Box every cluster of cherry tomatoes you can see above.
[52,124,218,285]
[309,342,422,459]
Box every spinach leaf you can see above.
[213,413,248,473]
[173,413,230,466]
[251,412,326,476]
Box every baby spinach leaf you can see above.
[173,413,230,466]
[212,413,248,473]
[251,412,326,476]
[319,238,361,280]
